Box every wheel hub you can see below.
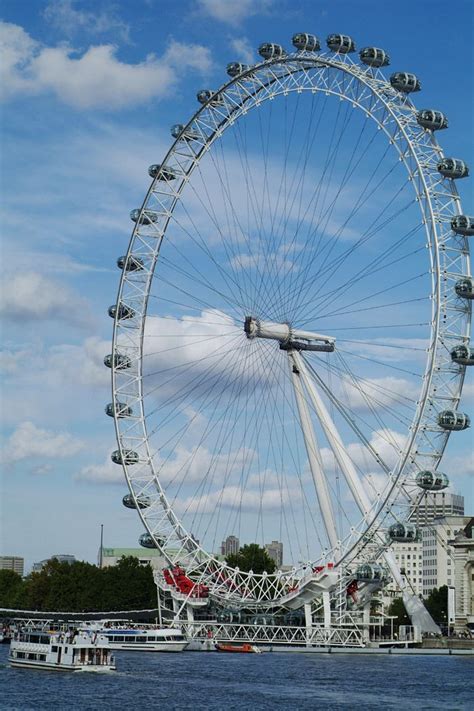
[244,317,335,352]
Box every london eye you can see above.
[106,33,472,626]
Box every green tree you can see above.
[424,585,448,626]
[7,556,157,613]
[0,570,24,608]
[387,597,410,628]
[226,544,276,574]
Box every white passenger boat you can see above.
[100,627,189,652]
[9,628,116,672]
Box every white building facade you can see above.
[422,515,471,596]
[450,518,474,632]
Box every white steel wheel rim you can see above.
[111,48,471,607]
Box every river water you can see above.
[1,644,472,710]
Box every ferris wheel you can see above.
[106,33,472,616]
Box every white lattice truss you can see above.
[111,49,471,608]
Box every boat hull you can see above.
[105,641,188,652]
[216,643,260,653]
[10,658,115,672]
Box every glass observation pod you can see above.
[148,164,176,180]
[117,255,144,272]
[196,90,223,105]
[108,303,135,320]
[105,402,132,418]
[139,532,159,549]
[416,110,448,131]
[130,209,159,225]
[452,215,474,236]
[389,72,421,93]
[104,353,131,369]
[437,158,469,179]
[292,33,321,51]
[122,493,151,510]
[258,43,286,60]
[226,62,250,77]
[438,410,470,431]
[359,47,390,67]
[326,34,355,53]
[388,522,419,542]
[455,277,474,299]
[355,563,386,582]
[451,344,474,366]
[415,470,449,491]
[170,124,201,141]
[111,449,139,465]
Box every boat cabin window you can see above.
[148,636,155,641]
[51,645,58,652]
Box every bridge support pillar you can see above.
[323,591,331,629]
[304,603,313,646]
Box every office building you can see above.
[422,515,471,595]
[32,554,76,572]
[100,547,165,570]
[0,556,24,577]
[265,540,283,568]
[411,491,464,526]
[221,535,240,557]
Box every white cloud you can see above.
[175,481,297,515]
[338,375,414,411]
[77,453,123,484]
[4,421,84,462]
[0,22,212,109]
[43,0,131,43]
[443,450,474,479]
[0,272,92,326]
[196,0,273,26]
[0,22,38,98]
[230,37,255,64]
[0,337,110,428]
[321,428,406,477]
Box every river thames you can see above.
[1,645,473,710]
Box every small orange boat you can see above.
[216,643,261,653]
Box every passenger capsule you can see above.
[416,110,448,131]
[123,493,151,510]
[108,303,135,320]
[226,62,250,77]
[171,123,201,142]
[111,449,139,465]
[451,344,474,365]
[258,43,286,60]
[292,33,320,51]
[326,34,355,53]
[455,277,474,299]
[389,72,421,93]
[438,410,470,431]
[437,158,469,179]
[196,89,223,105]
[117,255,144,272]
[105,402,132,418]
[139,532,159,549]
[388,522,419,542]
[148,164,176,180]
[130,209,158,225]
[355,563,386,583]
[451,215,474,236]
[359,47,390,67]
[104,353,131,369]
[415,470,449,491]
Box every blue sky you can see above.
[1,0,473,572]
